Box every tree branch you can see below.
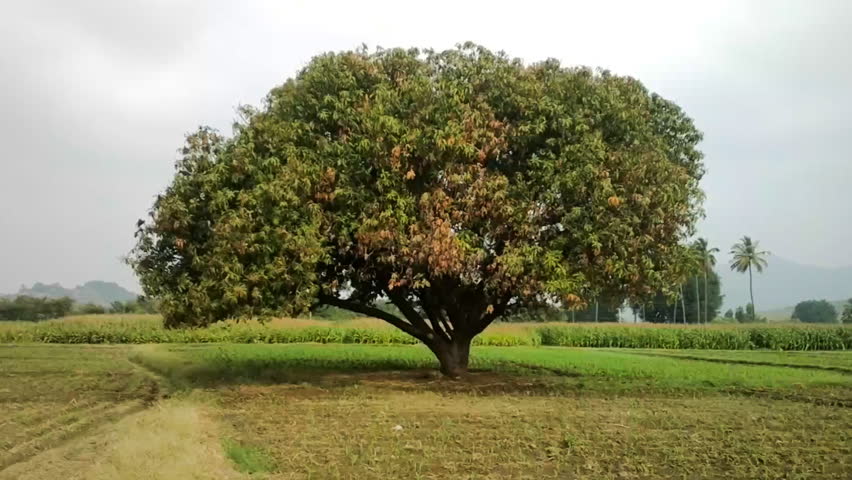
[472,294,512,335]
[318,294,426,340]
[385,290,446,343]
[419,298,453,342]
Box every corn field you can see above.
[1,315,849,350]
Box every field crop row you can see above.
[1,315,850,350]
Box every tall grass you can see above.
[1,314,849,350]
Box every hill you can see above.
[718,255,852,312]
[3,281,138,307]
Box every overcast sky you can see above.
[1,0,850,293]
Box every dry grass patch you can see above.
[0,400,246,480]
[0,345,163,470]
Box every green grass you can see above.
[629,349,852,372]
[130,344,852,399]
[222,439,276,474]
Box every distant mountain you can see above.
[3,281,139,307]
[718,255,852,312]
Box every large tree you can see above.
[729,236,769,322]
[791,299,838,324]
[130,44,705,377]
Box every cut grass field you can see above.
[0,345,163,472]
[2,343,851,479]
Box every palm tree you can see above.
[730,236,769,322]
[694,238,719,324]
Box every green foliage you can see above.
[109,296,159,314]
[729,236,769,321]
[222,439,276,474]
[724,309,734,319]
[0,296,74,321]
[77,303,106,314]
[308,305,361,321]
[729,237,769,274]
[129,43,705,371]
[792,299,839,324]
[694,238,719,270]
[733,304,765,323]
[637,270,722,323]
[570,299,622,322]
[307,300,402,321]
[843,299,852,324]
[504,299,621,323]
[135,344,852,392]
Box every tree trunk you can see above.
[429,336,472,378]
[694,277,701,325]
[748,264,760,322]
[680,285,687,324]
[703,270,709,325]
[595,301,599,323]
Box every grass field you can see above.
[2,343,851,479]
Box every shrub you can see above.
[77,303,107,315]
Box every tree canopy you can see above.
[791,299,838,324]
[636,270,722,324]
[842,299,852,324]
[130,44,705,376]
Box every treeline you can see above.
[0,296,75,321]
[503,301,622,323]
[720,304,765,323]
[0,295,157,321]
[634,271,723,324]
[791,299,852,324]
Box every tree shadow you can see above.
[134,352,584,397]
